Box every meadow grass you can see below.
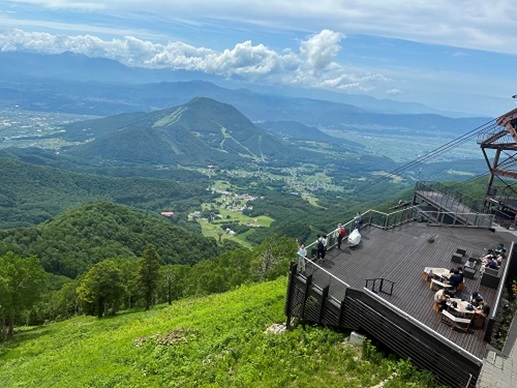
[0,277,436,387]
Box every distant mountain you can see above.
[61,97,300,166]
[0,52,493,127]
[0,51,216,85]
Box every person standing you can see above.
[337,224,347,250]
[448,269,463,290]
[316,234,324,260]
[297,243,307,273]
[354,212,363,230]
[321,234,328,260]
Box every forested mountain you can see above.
[0,158,210,228]
[61,97,300,167]
[0,201,224,279]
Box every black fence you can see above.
[285,264,482,388]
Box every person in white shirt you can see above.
[297,243,307,273]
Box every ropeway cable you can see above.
[354,118,498,192]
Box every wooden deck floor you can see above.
[311,222,511,359]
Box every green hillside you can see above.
[0,277,438,387]
[0,157,210,228]
[0,201,220,278]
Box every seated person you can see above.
[487,257,499,270]
[448,269,463,289]
[475,300,490,318]
[434,289,450,312]
[470,291,484,307]
[496,249,506,265]
[481,251,496,266]
[494,244,505,255]
[457,266,464,282]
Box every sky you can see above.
[0,0,516,116]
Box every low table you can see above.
[463,258,480,279]
[464,258,480,269]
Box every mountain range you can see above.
[0,52,492,127]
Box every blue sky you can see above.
[1,0,516,116]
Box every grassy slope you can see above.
[0,278,431,388]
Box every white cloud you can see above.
[299,29,343,71]
[386,88,402,96]
[8,0,105,11]
[0,28,389,93]
[452,51,469,57]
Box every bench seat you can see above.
[430,278,452,291]
[441,310,471,332]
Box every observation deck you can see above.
[285,206,516,388]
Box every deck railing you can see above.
[365,278,395,296]
[365,206,494,229]
[416,181,484,212]
[285,266,484,387]
[299,207,494,276]
[302,260,350,302]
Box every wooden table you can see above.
[447,298,475,317]
[432,268,451,280]
[423,267,451,281]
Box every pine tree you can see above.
[138,244,161,311]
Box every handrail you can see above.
[299,206,494,271]
[491,240,515,320]
[365,277,395,296]
[416,181,484,212]
[363,288,483,365]
[303,258,351,289]
[366,206,493,229]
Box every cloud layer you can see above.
[0,28,388,93]
[7,0,517,55]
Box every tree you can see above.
[157,264,191,304]
[0,253,47,340]
[252,235,297,281]
[76,259,124,318]
[112,257,140,310]
[137,244,161,311]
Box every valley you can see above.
[0,108,95,149]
